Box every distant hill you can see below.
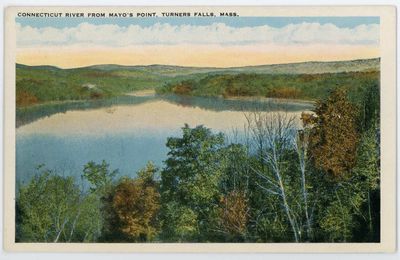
[16,58,380,107]
[18,58,379,76]
[220,58,380,74]
[16,64,61,71]
[81,58,380,75]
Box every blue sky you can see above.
[16,16,379,29]
[16,16,380,68]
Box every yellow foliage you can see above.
[218,190,249,236]
[112,174,160,241]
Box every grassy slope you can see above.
[16,58,379,107]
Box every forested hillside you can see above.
[157,71,379,102]
[16,58,379,107]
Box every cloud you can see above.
[16,22,379,48]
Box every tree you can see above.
[217,190,249,241]
[110,162,160,242]
[303,88,380,242]
[294,118,313,240]
[160,124,225,241]
[245,111,303,242]
[81,160,118,241]
[219,143,251,194]
[83,160,118,194]
[305,88,359,178]
[359,83,380,132]
[319,191,355,242]
[16,167,101,242]
[351,125,380,241]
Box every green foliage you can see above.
[352,125,380,241]
[160,202,199,241]
[359,83,380,132]
[16,167,102,242]
[158,71,379,103]
[219,143,250,193]
[16,59,379,107]
[354,127,380,191]
[319,191,355,242]
[83,160,118,193]
[17,59,379,108]
[15,65,170,107]
[160,124,226,241]
[310,91,380,242]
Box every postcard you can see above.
[3,6,396,252]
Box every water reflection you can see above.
[17,94,314,128]
[16,94,314,184]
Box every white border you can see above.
[1,0,396,259]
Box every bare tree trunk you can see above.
[367,190,373,238]
[68,209,81,242]
[54,218,68,243]
[275,166,299,242]
[246,110,301,242]
[295,132,312,240]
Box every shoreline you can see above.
[221,95,315,106]
[17,91,316,110]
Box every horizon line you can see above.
[16,57,380,70]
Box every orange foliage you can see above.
[303,88,359,178]
[300,112,318,127]
[112,174,160,241]
[219,190,249,236]
[172,82,192,95]
[16,91,38,106]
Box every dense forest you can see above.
[16,83,380,243]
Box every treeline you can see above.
[16,86,380,243]
[157,71,379,103]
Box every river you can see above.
[16,93,314,184]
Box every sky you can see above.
[16,17,380,68]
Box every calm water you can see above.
[16,93,313,184]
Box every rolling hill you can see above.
[16,58,379,107]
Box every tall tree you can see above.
[81,160,118,241]
[160,124,225,241]
[352,124,380,241]
[305,88,359,178]
[109,162,160,242]
[245,111,303,242]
